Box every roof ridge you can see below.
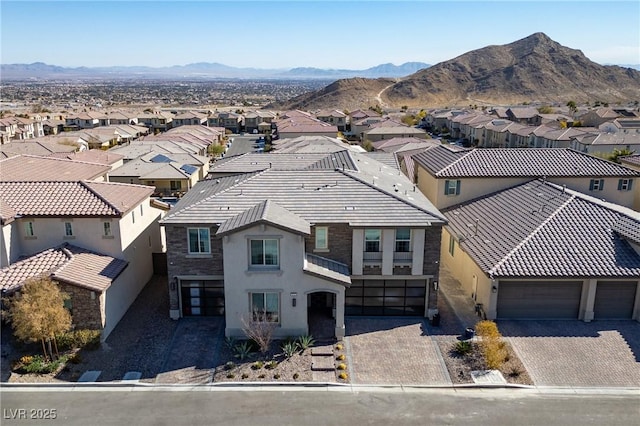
[166,171,266,219]
[79,181,122,215]
[436,148,475,176]
[488,194,576,278]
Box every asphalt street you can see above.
[1,386,638,426]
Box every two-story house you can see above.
[243,111,277,134]
[207,111,242,133]
[161,151,446,340]
[316,110,347,132]
[0,180,167,338]
[410,146,639,211]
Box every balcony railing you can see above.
[362,251,382,262]
[393,251,413,263]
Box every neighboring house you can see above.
[243,111,276,134]
[411,146,639,210]
[570,132,640,155]
[0,180,167,338]
[505,107,542,125]
[207,111,242,133]
[64,112,102,129]
[274,111,338,139]
[370,137,438,153]
[599,118,640,134]
[578,108,629,127]
[362,123,427,143]
[0,139,80,158]
[137,111,174,133]
[107,111,139,125]
[61,149,125,171]
[441,180,640,321]
[42,119,65,135]
[271,136,361,154]
[173,111,208,128]
[109,158,200,197]
[0,155,111,182]
[161,151,446,339]
[316,110,347,132]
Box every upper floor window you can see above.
[24,222,35,237]
[250,239,279,267]
[365,229,381,252]
[315,226,328,250]
[444,179,461,196]
[140,204,144,216]
[618,178,633,191]
[395,228,411,252]
[448,234,455,256]
[589,179,604,191]
[171,180,182,190]
[188,228,211,254]
[103,222,112,237]
[64,222,73,237]
[132,210,136,224]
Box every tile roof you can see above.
[413,147,639,178]
[443,180,640,278]
[217,200,310,236]
[304,253,351,286]
[109,159,192,179]
[620,154,640,167]
[162,169,445,228]
[272,136,358,154]
[0,155,110,182]
[63,149,124,165]
[0,181,153,218]
[209,152,358,174]
[0,244,128,293]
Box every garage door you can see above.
[594,281,637,319]
[345,279,426,316]
[181,279,224,316]
[497,281,582,319]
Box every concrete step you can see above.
[311,345,334,356]
[311,355,335,371]
[312,370,336,382]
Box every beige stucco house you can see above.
[440,180,640,322]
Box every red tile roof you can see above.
[0,155,110,182]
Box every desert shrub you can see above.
[273,373,281,379]
[475,320,506,370]
[508,367,522,378]
[17,354,67,374]
[293,373,299,380]
[265,360,278,370]
[258,374,266,379]
[241,373,249,379]
[56,329,101,351]
[224,361,235,371]
[338,372,348,380]
[336,354,346,361]
[336,363,347,371]
[241,313,277,354]
[454,340,473,356]
[297,335,315,351]
[281,341,299,359]
[234,341,253,361]
[226,373,235,379]
[251,361,264,370]
[335,343,343,351]
[224,337,236,351]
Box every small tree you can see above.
[566,100,577,113]
[4,277,72,361]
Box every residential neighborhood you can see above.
[1,87,639,394]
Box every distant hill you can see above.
[0,61,429,80]
[271,33,640,110]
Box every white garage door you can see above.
[497,281,582,319]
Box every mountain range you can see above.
[0,61,430,80]
[269,33,640,110]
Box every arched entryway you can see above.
[307,291,336,341]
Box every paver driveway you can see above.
[345,317,451,385]
[498,320,640,387]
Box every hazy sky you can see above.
[2,1,639,69]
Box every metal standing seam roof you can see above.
[304,253,351,286]
[443,180,640,278]
[161,169,445,227]
[216,200,310,236]
[0,244,128,294]
[0,181,153,218]
[414,147,639,178]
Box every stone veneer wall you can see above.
[305,223,353,267]
[58,282,104,331]
[423,225,443,311]
[165,225,224,311]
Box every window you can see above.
[395,228,411,252]
[24,222,35,237]
[132,210,135,224]
[448,234,455,256]
[64,222,73,237]
[250,239,279,267]
[444,180,461,196]
[140,204,144,216]
[365,229,381,252]
[250,292,279,323]
[589,179,604,191]
[315,226,328,250]
[103,222,112,237]
[188,228,211,254]
[171,180,182,190]
[618,178,633,191]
